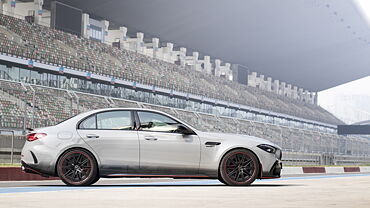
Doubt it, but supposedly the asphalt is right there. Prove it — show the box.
[0,174,370,208]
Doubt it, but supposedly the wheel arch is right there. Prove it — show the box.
[54,147,99,177]
[217,147,262,179]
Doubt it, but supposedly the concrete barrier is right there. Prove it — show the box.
[325,167,344,174]
[282,166,370,176]
[344,167,360,173]
[359,166,370,173]
[302,167,326,173]
[0,167,57,181]
[281,167,303,175]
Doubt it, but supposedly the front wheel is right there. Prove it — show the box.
[219,149,260,186]
[57,149,98,186]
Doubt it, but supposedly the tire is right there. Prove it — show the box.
[219,149,260,186]
[218,170,227,185]
[57,149,98,186]
[218,175,227,185]
[90,176,101,185]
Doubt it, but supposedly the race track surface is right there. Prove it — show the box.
[1,174,370,208]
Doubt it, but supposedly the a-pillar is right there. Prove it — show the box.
[81,13,90,38]
[33,0,43,25]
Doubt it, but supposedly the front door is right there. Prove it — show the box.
[136,111,200,175]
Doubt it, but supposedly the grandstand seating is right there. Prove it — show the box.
[0,13,343,125]
[0,79,369,156]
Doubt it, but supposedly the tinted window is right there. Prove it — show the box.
[138,111,180,133]
[79,115,96,129]
[97,111,132,130]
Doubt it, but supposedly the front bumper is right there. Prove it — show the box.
[261,160,282,179]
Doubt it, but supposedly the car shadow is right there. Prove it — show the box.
[35,183,301,187]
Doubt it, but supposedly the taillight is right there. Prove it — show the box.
[26,133,47,142]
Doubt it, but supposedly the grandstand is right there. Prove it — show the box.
[0,7,369,166]
[0,13,343,125]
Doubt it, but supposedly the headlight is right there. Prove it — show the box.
[257,144,277,154]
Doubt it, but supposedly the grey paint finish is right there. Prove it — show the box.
[21,108,281,178]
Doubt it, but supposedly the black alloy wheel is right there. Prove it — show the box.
[57,149,98,186]
[219,149,259,186]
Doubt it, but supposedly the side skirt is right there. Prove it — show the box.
[103,173,214,179]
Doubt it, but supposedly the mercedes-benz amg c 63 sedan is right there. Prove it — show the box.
[21,108,282,186]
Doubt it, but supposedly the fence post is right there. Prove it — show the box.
[10,131,14,164]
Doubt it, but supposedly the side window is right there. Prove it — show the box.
[137,111,180,133]
[79,115,96,129]
[97,111,132,130]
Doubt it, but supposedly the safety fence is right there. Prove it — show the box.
[1,133,370,166]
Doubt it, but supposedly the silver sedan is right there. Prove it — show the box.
[21,108,282,186]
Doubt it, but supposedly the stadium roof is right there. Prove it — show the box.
[44,0,370,92]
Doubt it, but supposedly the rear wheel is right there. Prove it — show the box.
[219,149,259,186]
[57,149,98,186]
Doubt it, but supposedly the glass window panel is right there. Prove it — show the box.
[97,111,132,130]
[138,111,179,132]
[79,115,96,129]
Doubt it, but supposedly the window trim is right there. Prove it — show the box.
[78,114,97,130]
[134,110,196,135]
[77,110,134,131]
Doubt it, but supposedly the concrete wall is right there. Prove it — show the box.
[247,71,315,104]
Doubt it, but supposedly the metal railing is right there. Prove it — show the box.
[0,129,21,164]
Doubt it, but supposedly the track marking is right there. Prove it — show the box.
[0,173,370,194]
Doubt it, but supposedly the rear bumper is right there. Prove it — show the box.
[261,160,282,179]
[21,161,53,177]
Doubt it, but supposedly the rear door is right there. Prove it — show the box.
[77,110,139,174]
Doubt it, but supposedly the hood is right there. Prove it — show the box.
[197,131,281,149]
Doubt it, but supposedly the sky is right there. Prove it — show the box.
[318,76,370,124]
[317,1,370,124]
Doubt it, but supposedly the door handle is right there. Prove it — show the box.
[144,136,158,141]
[86,134,100,138]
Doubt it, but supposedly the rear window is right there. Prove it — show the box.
[79,115,97,129]
[78,111,133,130]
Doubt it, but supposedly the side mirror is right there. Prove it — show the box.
[176,125,194,135]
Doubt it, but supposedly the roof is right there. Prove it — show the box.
[44,0,370,91]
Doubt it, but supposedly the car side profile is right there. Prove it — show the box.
[21,108,282,186]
